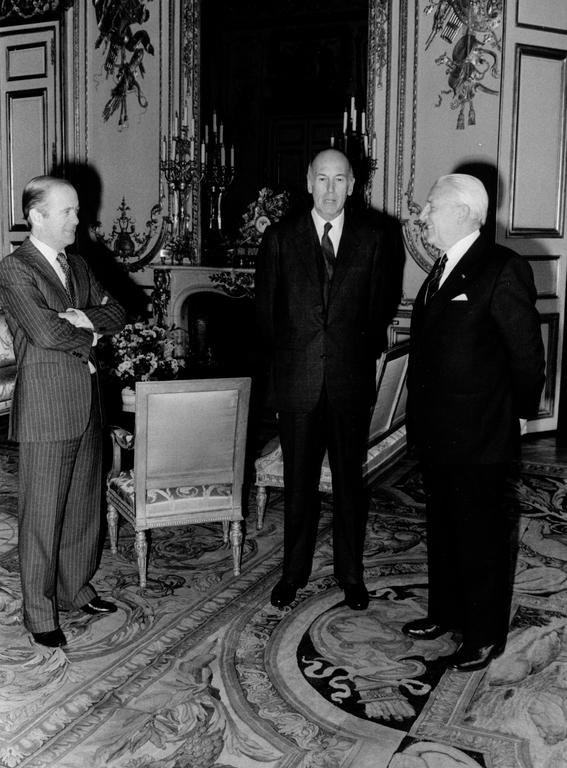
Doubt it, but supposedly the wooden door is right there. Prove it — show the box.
[497,1,567,433]
[0,22,61,257]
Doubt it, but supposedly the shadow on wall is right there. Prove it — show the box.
[61,162,150,323]
[452,160,502,242]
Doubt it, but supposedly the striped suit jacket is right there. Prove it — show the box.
[0,238,125,442]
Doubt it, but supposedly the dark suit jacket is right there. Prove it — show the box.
[406,233,545,463]
[255,211,393,415]
[0,238,125,442]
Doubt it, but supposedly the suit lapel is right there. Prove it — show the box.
[18,239,71,307]
[292,214,322,292]
[330,215,360,299]
[422,234,490,320]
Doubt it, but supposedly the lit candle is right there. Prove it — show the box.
[183,101,188,128]
[190,139,194,161]
[201,141,206,164]
[350,96,355,121]
[361,111,366,134]
[212,111,217,133]
[352,108,357,132]
[371,133,377,159]
[219,122,224,144]
[343,110,347,134]
[230,145,234,167]
[220,146,225,167]
[205,124,209,144]
[363,134,368,154]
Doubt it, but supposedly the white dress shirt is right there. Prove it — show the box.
[438,229,480,288]
[311,209,344,254]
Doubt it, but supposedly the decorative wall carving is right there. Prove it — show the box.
[92,0,155,126]
[425,0,502,130]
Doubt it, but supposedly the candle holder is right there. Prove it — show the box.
[334,98,378,208]
[160,132,203,264]
[201,119,235,260]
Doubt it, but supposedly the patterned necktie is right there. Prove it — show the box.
[57,251,76,305]
[425,253,447,304]
[321,221,335,280]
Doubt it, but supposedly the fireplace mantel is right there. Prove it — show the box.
[151,265,255,328]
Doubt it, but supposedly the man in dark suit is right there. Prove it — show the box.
[255,148,395,611]
[0,176,125,649]
[403,173,545,671]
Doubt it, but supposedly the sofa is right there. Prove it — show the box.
[0,311,16,417]
[254,341,410,529]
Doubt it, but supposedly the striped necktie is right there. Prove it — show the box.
[57,252,76,305]
[425,253,447,304]
[321,221,335,280]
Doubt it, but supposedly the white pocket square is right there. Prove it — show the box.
[452,293,468,301]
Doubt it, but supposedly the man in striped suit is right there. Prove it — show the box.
[0,176,125,649]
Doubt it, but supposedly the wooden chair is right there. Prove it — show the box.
[106,377,251,588]
[254,343,409,528]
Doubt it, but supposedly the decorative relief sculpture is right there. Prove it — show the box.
[93,0,155,126]
[424,0,502,130]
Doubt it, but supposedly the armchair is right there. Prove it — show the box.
[106,377,251,588]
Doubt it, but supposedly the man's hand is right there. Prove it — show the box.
[58,308,99,345]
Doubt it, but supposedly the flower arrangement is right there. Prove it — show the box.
[107,322,185,391]
[237,187,290,247]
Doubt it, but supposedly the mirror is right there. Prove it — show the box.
[183,0,382,264]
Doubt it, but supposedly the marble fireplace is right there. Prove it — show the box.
[151,265,256,376]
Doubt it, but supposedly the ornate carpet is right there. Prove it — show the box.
[1,443,567,768]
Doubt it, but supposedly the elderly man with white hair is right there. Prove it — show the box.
[403,173,545,671]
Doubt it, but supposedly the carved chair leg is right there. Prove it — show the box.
[222,520,229,545]
[134,529,148,590]
[230,520,243,576]
[256,486,268,530]
[107,501,118,555]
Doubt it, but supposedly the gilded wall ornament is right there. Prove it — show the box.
[424,0,502,130]
[93,0,155,127]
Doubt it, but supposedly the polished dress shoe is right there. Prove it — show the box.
[271,580,300,609]
[81,597,117,615]
[32,628,67,648]
[448,642,505,672]
[402,617,450,640]
[343,583,369,610]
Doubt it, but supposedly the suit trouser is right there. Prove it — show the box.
[278,386,369,587]
[18,377,102,633]
[422,462,512,647]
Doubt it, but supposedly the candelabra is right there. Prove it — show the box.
[201,112,235,260]
[160,132,203,264]
[333,97,378,205]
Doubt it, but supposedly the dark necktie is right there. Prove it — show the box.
[321,221,335,281]
[425,253,447,304]
[57,252,76,305]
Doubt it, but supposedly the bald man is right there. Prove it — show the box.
[256,149,397,610]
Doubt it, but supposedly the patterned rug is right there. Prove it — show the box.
[1,445,567,768]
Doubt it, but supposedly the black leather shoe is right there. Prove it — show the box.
[271,580,300,609]
[448,642,505,672]
[32,628,67,648]
[81,597,117,615]
[343,583,369,611]
[402,618,450,640]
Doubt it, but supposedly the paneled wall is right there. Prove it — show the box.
[373,0,567,432]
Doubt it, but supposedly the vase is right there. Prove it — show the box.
[121,387,135,412]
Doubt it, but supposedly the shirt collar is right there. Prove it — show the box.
[445,229,480,264]
[30,234,61,268]
[311,208,345,241]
